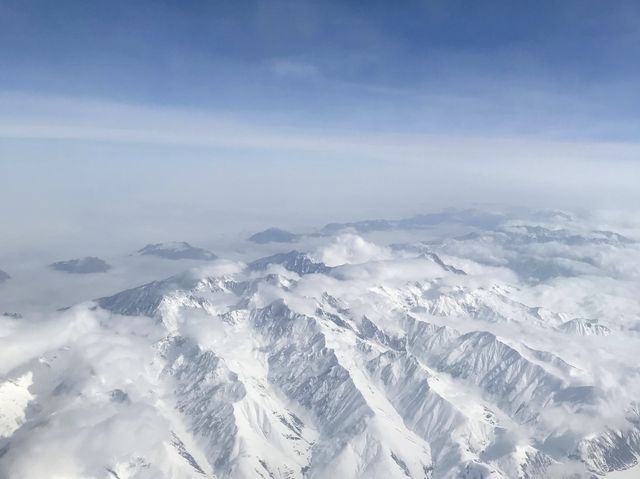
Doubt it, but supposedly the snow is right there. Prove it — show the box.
[0,372,33,437]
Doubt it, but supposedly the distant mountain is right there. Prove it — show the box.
[49,257,111,274]
[248,250,331,275]
[0,269,9,283]
[137,242,217,260]
[248,227,298,244]
[321,208,505,234]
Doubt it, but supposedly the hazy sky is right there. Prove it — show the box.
[1,0,640,253]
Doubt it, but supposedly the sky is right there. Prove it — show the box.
[1,0,640,254]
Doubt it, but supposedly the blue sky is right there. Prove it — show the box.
[1,1,640,254]
[2,0,639,138]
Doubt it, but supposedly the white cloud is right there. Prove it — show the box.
[314,233,392,266]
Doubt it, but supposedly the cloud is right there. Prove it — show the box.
[270,59,321,79]
[2,92,640,167]
[314,233,392,266]
[0,305,101,375]
[0,305,185,479]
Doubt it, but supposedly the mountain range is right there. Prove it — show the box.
[1,209,639,478]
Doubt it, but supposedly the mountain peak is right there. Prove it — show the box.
[248,250,331,275]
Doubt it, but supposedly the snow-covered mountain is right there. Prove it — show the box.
[247,251,331,275]
[2,211,640,478]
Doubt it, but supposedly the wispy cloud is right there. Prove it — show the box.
[269,59,321,79]
[2,92,640,164]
